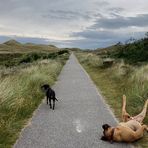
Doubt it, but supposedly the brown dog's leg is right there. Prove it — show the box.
[132,125,147,141]
[132,99,148,123]
[122,95,131,122]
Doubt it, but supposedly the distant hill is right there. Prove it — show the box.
[0,40,59,53]
[4,40,22,46]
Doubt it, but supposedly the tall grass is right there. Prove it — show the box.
[79,53,103,67]
[0,55,69,148]
[126,65,148,115]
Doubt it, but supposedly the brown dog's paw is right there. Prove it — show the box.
[101,136,108,141]
[142,125,148,132]
[123,94,126,99]
[110,140,113,144]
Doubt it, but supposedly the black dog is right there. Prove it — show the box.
[41,84,58,110]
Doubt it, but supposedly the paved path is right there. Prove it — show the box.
[14,54,131,148]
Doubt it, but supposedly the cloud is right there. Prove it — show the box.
[0,0,148,48]
[91,14,148,29]
[70,29,146,48]
[72,30,119,40]
[94,0,109,6]
[42,10,92,20]
[107,7,124,13]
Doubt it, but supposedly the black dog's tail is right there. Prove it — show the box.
[55,98,58,101]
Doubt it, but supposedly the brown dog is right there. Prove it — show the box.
[101,96,148,143]
[101,121,148,143]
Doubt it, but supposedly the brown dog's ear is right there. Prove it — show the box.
[102,124,110,130]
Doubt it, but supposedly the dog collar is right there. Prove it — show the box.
[110,128,115,143]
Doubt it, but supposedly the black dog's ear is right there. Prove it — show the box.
[45,84,50,88]
[101,136,108,141]
[102,124,110,130]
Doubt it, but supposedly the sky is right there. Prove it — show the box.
[0,0,148,49]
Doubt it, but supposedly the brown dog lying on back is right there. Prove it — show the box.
[101,95,148,143]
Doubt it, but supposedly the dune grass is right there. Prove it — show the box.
[0,53,69,148]
[76,52,148,148]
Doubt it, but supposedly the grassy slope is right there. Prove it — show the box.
[76,52,148,148]
[0,42,69,148]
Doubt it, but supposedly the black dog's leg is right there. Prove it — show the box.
[53,100,55,110]
[46,96,48,104]
[49,99,52,109]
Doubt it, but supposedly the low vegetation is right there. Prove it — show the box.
[76,36,148,147]
[0,41,69,148]
[0,49,69,67]
[96,36,148,65]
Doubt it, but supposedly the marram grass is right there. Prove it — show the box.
[0,58,67,148]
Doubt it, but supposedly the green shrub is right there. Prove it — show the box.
[0,50,69,67]
[98,38,148,64]
[57,50,69,55]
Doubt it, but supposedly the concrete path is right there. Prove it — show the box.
[14,54,131,148]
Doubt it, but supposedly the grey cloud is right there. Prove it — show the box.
[91,14,148,29]
[94,0,109,7]
[72,30,120,39]
[0,0,148,49]
[42,10,91,20]
[70,29,145,48]
[108,7,124,13]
